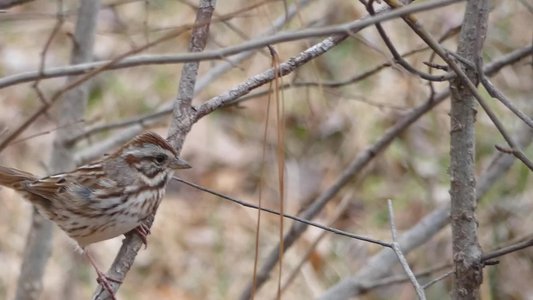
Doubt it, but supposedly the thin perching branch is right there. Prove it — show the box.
[387,199,426,300]
[279,194,353,296]
[173,177,391,247]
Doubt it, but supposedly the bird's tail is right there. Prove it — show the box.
[0,166,36,190]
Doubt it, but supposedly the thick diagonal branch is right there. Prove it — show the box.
[91,1,216,299]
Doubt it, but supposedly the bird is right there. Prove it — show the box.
[0,131,191,299]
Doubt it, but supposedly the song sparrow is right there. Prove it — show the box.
[0,131,190,299]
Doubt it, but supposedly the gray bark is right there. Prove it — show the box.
[318,46,532,299]
[449,0,489,299]
[14,1,99,300]
[92,1,217,299]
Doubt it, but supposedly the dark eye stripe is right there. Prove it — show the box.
[154,154,167,164]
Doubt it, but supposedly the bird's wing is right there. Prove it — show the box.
[22,174,71,201]
[23,163,126,204]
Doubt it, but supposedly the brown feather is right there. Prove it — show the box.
[0,165,36,190]
[113,131,177,157]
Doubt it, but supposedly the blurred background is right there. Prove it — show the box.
[0,0,531,299]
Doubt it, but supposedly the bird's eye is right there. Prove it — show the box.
[154,154,167,164]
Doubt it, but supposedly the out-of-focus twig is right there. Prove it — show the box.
[480,76,533,128]
[364,1,451,82]
[0,0,463,90]
[421,270,454,289]
[14,1,99,300]
[68,0,313,145]
[383,0,532,171]
[348,233,533,294]
[387,199,426,300]
[482,234,533,261]
[319,114,533,300]
[240,44,531,300]
[66,27,465,146]
[0,1,259,152]
[278,194,353,297]
[0,0,33,9]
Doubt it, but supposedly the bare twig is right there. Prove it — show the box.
[480,76,533,128]
[318,50,532,299]
[278,195,353,297]
[72,29,351,164]
[195,34,349,119]
[423,235,533,290]
[451,60,533,170]
[230,44,432,105]
[0,0,463,90]
[167,0,216,150]
[70,0,313,144]
[387,199,426,300]
[482,235,533,261]
[241,45,532,300]
[174,177,391,247]
[32,1,65,108]
[421,270,454,289]
[354,233,533,294]
[383,0,533,171]
[0,2,259,152]
[362,262,451,291]
[320,126,532,299]
[364,1,451,82]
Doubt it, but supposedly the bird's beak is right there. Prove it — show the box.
[170,156,191,169]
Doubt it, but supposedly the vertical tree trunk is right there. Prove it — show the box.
[14,1,99,300]
[449,0,489,299]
